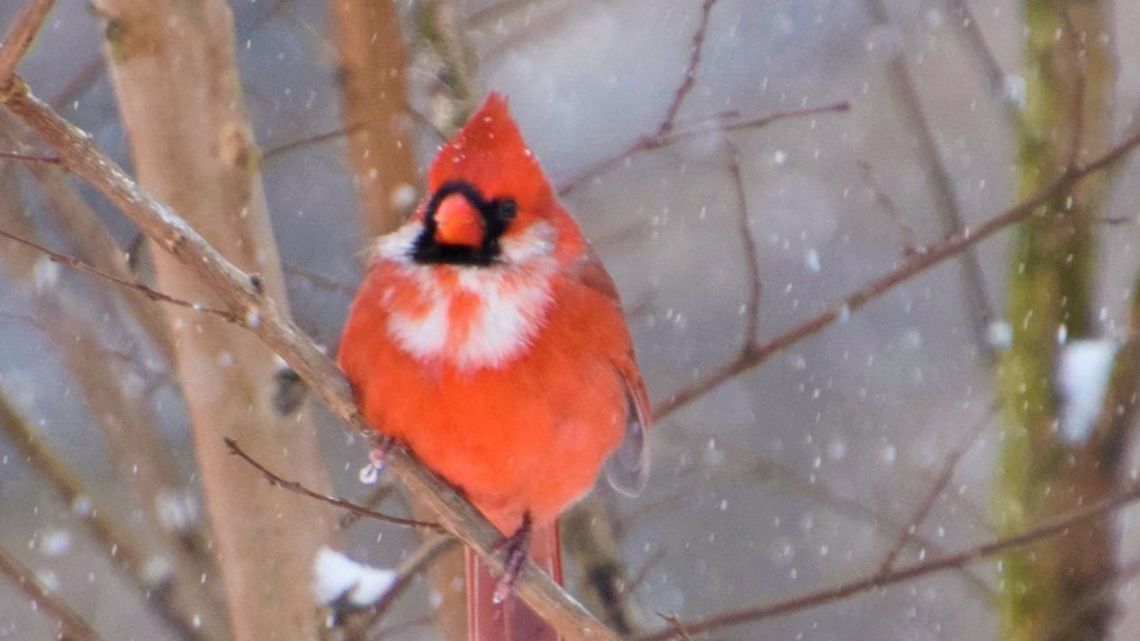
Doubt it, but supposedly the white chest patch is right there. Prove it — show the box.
[375,222,558,370]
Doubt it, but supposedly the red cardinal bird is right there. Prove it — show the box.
[338,93,650,640]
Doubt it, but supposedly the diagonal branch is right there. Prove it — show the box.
[863,0,995,359]
[657,0,721,136]
[0,0,55,88]
[654,125,1140,421]
[725,142,762,349]
[636,482,1140,641]
[0,228,240,322]
[0,543,107,641]
[876,404,996,573]
[1,74,622,641]
[0,388,208,641]
[559,101,850,195]
[225,437,444,533]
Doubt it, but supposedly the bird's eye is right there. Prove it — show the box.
[495,199,518,221]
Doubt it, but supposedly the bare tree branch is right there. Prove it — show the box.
[0,0,55,87]
[942,0,1023,130]
[0,543,107,641]
[329,0,418,236]
[653,124,1140,421]
[225,437,444,533]
[876,404,996,573]
[724,141,762,349]
[0,389,209,641]
[636,482,1140,641]
[559,101,851,195]
[1,73,622,641]
[348,535,459,640]
[856,159,918,254]
[863,0,995,359]
[657,0,721,136]
[0,228,241,322]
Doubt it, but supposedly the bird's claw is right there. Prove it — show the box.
[492,513,533,604]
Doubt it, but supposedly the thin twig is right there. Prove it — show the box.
[225,437,444,533]
[262,125,359,162]
[559,101,851,195]
[656,613,694,641]
[657,0,720,136]
[2,74,624,641]
[864,0,995,359]
[0,543,107,641]
[653,125,1140,421]
[876,404,997,574]
[355,535,458,638]
[627,547,668,596]
[0,228,240,323]
[0,0,56,88]
[0,389,210,641]
[636,482,1140,641]
[942,0,1023,130]
[339,485,396,529]
[724,142,762,349]
[856,159,918,254]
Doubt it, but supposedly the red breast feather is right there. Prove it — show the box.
[338,93,648,534]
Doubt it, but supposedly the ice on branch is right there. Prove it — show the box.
[313,547,396,607]
[1057,339,1118,445]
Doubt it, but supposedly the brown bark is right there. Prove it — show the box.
[0,161,226,641]
[329,0,418,237]
[93,2,337,640]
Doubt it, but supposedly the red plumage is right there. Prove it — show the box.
[338,93,650,640]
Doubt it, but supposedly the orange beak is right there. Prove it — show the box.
[434,194,485,247]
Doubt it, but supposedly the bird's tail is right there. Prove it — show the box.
[466,521,562,641]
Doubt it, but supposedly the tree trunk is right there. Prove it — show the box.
[996,3,1119,641]
[94,2,337,640]
[329,0,419,237]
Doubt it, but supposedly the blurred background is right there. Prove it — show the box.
[2,1,1140,640]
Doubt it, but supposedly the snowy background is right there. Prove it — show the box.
[3,0,1140,640]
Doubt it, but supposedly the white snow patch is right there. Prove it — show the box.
[1002,75,1027,110]
[155,489,200,533]
[33,256,61,291]
[39,529,72,557]
[314,547,397,607]
[1057,339,1118,444]
[142,555,174,586]
[986,320,1013,350]
[804,249,821,273]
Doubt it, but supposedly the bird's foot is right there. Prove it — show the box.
[492,513,533,604]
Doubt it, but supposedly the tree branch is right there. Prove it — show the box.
[0,228,240,322]
[863,0,995,359]
[0,0,55,88]
[0,543,107,641]
[657,0,721,136]
[876,404,996,573]
[558,101,850,196]
[0,388,208,641]
[225,437,443,533]
[636,482,1140,641]
[653,124,1140,422]
[1,75,622,641]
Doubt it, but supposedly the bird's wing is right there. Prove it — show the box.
[572,245,652,496]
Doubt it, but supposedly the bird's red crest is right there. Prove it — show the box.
[428,93,553,213]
